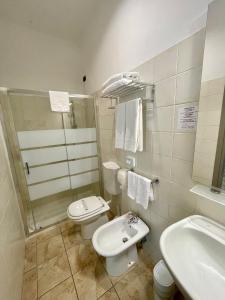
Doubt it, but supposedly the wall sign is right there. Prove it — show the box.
[177,104,198,130]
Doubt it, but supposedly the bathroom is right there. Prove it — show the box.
[0,0,225,299]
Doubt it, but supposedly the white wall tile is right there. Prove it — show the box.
[198,94,223,112]
[151,132,173,157]
[154,46,178,82]
[155,76,176,107]
[151,154,172,179]
[175,67,202,104]
[133,59,154,83]
[177,29,205,73]
[173,133,195,161]
[147,106,174,132]
[171,158,194,188]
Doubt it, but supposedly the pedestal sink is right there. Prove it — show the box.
[160,215,225,300]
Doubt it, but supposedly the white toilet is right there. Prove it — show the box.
[92,212,149,276]
[67,161,121,239]
[67,196,110,239]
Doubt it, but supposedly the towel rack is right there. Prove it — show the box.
[129,168,159,184]
[101,80,155,102]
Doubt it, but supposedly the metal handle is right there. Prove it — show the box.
[25,162,30,175]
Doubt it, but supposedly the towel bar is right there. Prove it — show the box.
[129,169,159,184]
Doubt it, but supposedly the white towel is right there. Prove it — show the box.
[102,72,140,90]
[127,171,137,200]
[102,78,132,96]
[136,175,154,209]
[49,91,70,112]
[115,103,126,149]
[124,98,143,153]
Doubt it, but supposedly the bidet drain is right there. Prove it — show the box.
[122,237,128,243]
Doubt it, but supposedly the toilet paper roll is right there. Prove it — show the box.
[117,168,128,189]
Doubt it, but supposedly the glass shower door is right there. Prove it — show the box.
[9,93,73,230]
[6,90,100,232]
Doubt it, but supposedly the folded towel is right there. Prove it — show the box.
[127,171,137,200]
[102,78,132,96]
[49,91,70,112]
[102,72,140,90]
[115,103,126,149]
[136,175,154,209]
[124,98,143,153]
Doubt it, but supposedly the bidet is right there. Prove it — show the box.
[92,212,149,276]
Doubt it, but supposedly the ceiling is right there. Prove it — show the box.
[0,0,102,43]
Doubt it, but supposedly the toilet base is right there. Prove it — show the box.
[81,214,109,239]
[106,244,138,277]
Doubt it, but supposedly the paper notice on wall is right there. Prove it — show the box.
[177,104,198,130]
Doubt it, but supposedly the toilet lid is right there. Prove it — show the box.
[68,196,104,218]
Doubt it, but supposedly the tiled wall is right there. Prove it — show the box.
[193,77,225,185]
[97,29,210,262]
[0,121,25,300]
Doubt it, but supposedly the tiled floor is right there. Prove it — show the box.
[21,218,155,300]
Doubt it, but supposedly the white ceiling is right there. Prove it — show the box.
[0,0,102,42]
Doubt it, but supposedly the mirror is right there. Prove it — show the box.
[193,0,225,191]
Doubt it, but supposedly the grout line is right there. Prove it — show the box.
[60,229,80,300]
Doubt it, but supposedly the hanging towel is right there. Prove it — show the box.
[115,102,126,149]
[102,72,140,90]
[136,175,154,209]
[124,98,143,153]
[49,91,70,112]
[127,171,137,200]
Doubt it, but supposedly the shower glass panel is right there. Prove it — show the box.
[63,98,100,202]
[5,90,99,233]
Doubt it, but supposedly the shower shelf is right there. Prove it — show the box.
[101,80,155,102]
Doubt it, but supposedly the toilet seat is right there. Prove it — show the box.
[67,196,109,221]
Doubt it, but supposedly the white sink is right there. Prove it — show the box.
[160,215,225,300]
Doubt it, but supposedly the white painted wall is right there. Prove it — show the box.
[81,0,212,92]
[0,19,84,91]
[202,0,225,81]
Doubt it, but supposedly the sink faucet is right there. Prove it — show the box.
[127,212,139,224]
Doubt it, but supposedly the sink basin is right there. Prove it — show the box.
[160,215,225,300]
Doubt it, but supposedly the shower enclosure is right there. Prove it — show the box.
[0,88,101,233]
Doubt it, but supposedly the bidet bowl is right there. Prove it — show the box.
[92,212,149,257]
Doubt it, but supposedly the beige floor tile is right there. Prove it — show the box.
[21,268,38,300]
[67,240,98,275]
[24,241,37,272]
[114,264,154,300]
[98,287,119,300]
[38,252,71,297]
[107,261,137,286]
[59,219,79,233]
[62,228,83,249]
[25,235,36,248]
[73,260,112,300]
[37,234,65,265]
[36,225,60,244]
[39,277,78,300]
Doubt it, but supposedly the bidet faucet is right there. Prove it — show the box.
[127,212,139,224]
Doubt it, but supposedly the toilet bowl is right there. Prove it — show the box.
[92,212,149,276]
[67,196,110,239]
